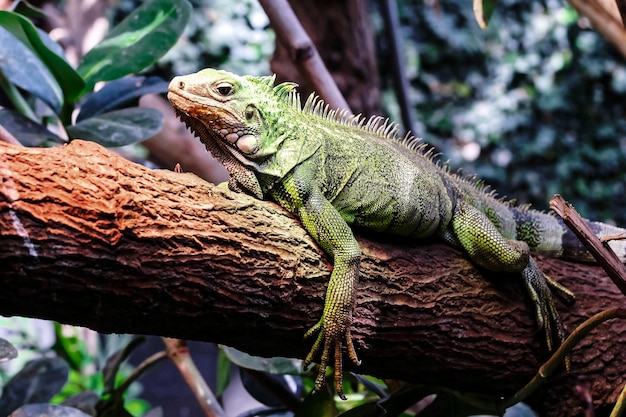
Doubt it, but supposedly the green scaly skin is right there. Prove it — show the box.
[167,68,626,399]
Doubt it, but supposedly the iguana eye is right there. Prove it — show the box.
[216,82,233,96]
[245,105,256,121]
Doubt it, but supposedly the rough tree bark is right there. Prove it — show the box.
[0,140,625,416]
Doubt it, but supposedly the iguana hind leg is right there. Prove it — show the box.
[450,202,571,356]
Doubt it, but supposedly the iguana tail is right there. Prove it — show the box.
[511,207,626,263]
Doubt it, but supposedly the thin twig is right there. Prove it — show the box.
[116,350,169,394]
[616,0,626,28]
[567,0,626,59]
[601,233,626,242]
[550,194,626,297]
[610,381,626,417]
[162,338,225,417]
[498,308,626,412]
[379,0,417,134]
[258,0,352,113]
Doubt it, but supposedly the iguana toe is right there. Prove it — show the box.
[303,316,360,400]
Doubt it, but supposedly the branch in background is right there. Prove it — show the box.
[550,194,626,297]
[379,0,418,134]
[617,0,626,27]
[568,0,626,59]
[258,0,352,113]
[162,338,223,417]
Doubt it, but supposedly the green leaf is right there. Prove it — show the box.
[473,0,497,29]
[295,387,337,417]
[0,357,70,416]
[417,389,496,417]
[0,25,62,113]
[12,0,47,19]
[77,0,191,91]
[0,11,85,103]
[66,108,163,147]
[101,337,145,394]
[77,76,169,122]
[220,345,302,375]
[215,349,232,397]
[54,323,93,371]
[338,386,435,417]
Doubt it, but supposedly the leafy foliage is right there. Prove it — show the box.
[388,0,626,225]
[0,0,191,148]
[129,0,275,77]
[0,323,152,417]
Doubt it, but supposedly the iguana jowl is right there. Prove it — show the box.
[167,68,626,398]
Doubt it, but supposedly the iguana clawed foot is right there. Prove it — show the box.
[303,311,360,400]
[522,257,575,357]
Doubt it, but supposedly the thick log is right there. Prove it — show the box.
[0,140,624,416]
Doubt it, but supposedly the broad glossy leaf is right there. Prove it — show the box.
[417,389,496,417]
[220,345,302,375]
[101,337,145,394]
[240,368,301,407]
[0,357,69,416]
[10,404,91,417]
[66,107,163,147]
[77,76,169,122]
[0,337,17,362]
[0,11,84,103]
[0,109,63,147]
[77,0,191,90]
[60,391,99,416]
[295,386,337,417]
[0,25,62,113]
[337,386,436,417]
[473,0,497,29]
[12,1,46,19]
[215,349,232,397]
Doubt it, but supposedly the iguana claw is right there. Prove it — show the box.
[522,257,573,362]
[303,315,360,400]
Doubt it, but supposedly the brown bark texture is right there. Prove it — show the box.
[0,140,625,416]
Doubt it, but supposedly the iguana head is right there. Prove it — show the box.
[168,68,320,182]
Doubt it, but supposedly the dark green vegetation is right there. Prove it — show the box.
[0,0,190,147]
[387,0,626,225]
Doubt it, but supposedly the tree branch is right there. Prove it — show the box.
[568,0,626,59]
[258,0,352,113]
[1,140,625,416]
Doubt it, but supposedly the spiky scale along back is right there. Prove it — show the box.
[261,76,626,261]
[268,79,503,202]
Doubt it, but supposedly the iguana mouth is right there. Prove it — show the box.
[173,109,262,172]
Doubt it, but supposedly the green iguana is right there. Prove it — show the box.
[167,68,626,399]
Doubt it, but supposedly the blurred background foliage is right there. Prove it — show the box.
[387,0,626,225]
[139,0,626,224]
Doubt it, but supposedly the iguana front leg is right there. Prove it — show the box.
[270,173,361,399]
